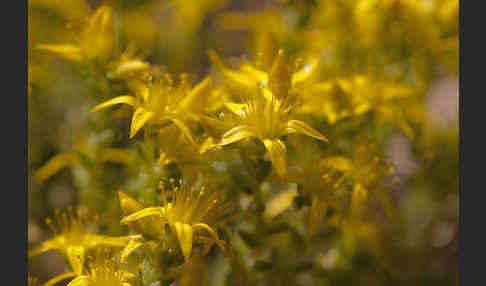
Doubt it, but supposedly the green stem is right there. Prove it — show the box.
[240,149,265,236]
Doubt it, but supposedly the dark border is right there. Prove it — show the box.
[459,0,484,285]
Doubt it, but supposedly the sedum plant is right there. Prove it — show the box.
[28,0,459,285]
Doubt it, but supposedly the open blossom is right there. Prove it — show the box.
[207,49,327,178]
[91,72,213,139]
[66,247,135,286]
[28,207,133,286]
[301,75,416,138]
[217,83,327,179]
[36,4,116,63]
[208,49,319,102]
[120,180,232,262]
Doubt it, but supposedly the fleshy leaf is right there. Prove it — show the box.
[34,152,80,181]
[174,222,194,261]
[91,96,140,112]
[263,139,287,179]
[102,148,133,163]
[286,120,328,142]
[307,195,327,236]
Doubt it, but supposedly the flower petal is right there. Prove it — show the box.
[168,117,195,144]
[36,44,83,62]
[208,49,265,93]
[268,49,291,100]
[326,156,353,172]
[285,120,328,142]
[120,207,165,225]
[91,95,140,112]
[192,223,227,257]
[219,125,255,146]
[180,76,213,114]
[199,115,228,139]
[85,234,132,249]
[118,192,143,216]
[157,151,175,166]
[120,235,145,262]
[199,137,220,154]
[130,108,155,138]
[46,272,79,286]
[224,102,247,117]
[264,186,298,218]
[263,139,287,179]
[28,237,60,258]
[66,245,85,274]
[292,58,319,87]
[173,222,194,261]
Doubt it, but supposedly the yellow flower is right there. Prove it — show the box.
[91,73,207,140]
[120,180,231,262]
[106,45,151,80]
[156,124,216,185]
[285,144,347,236]
[36,4,116,63]
[208,49,319,102]
[172,0,227,32]
[215,10,285,69]
[326,137,396,220]
[302,75,416,138]
[34,132,135,182]
[298,78,355,125]
[28,207,133,286]
[217,84,327,179]
[157,124,200,167]
[66,247,135,286]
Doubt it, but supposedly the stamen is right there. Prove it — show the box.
[45,218,58,236]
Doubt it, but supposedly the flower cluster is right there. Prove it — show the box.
[29,1,458,285]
